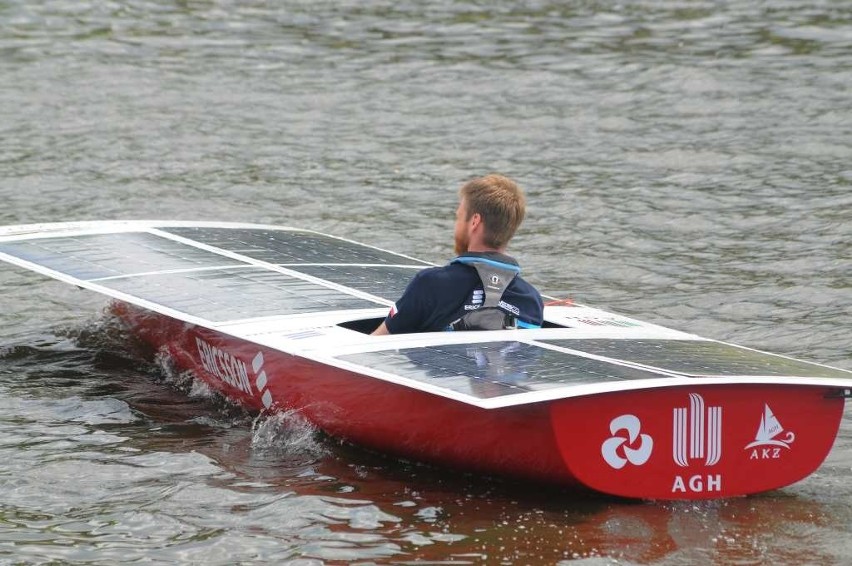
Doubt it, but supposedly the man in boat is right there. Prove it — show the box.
[372,174,544,334]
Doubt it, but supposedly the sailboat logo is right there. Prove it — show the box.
[745,404,795,449]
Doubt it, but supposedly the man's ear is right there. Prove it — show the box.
[469,212,483,230]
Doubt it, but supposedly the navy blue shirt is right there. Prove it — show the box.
[384,252,544,334]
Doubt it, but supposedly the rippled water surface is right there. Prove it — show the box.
[1,1,850,564]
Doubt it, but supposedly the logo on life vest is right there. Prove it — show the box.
[497,300,520,316]
[601,414,654,469]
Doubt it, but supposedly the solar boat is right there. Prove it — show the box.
[1,220,850,500]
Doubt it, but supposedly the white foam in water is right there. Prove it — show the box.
[153,349,183,383]
[187,376,214,399]
[251,410,324,458]
[154,348,215,399]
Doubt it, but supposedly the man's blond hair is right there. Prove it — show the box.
[459,174,526,249]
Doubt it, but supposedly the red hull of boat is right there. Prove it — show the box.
[114,303,845,500]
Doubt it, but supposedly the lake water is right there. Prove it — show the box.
[1,0,850,563]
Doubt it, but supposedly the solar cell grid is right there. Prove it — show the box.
[100,267,382,322]
[339,342,669,400]
[0,233,243,281]
[541,339,852,379]
[163,227,431,267]
[296,265,421,301]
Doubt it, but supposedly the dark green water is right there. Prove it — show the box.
[1,1,850,563]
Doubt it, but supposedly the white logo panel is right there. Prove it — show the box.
[672,393,722,467]
[745,404,795,450]
[602,414,654,469]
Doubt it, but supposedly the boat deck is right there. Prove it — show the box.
[1,221,849,409]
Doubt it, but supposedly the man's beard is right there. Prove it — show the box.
[454,233,468,256]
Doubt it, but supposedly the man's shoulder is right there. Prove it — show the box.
[506,275,544,325]
[399,265,471,301]
[410,263,472,284]
[511,274,542,296]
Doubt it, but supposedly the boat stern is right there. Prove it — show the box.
[549,384,844,499]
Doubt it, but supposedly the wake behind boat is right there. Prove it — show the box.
[1,220,850,500]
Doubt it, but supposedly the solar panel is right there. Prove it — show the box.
[0,233,243,281]
[0,228,404,323]
[295,264,420,301]
[339,342,668,400]
[162,227,431,267]
[99,267,381,322]
[540,339,852,379]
